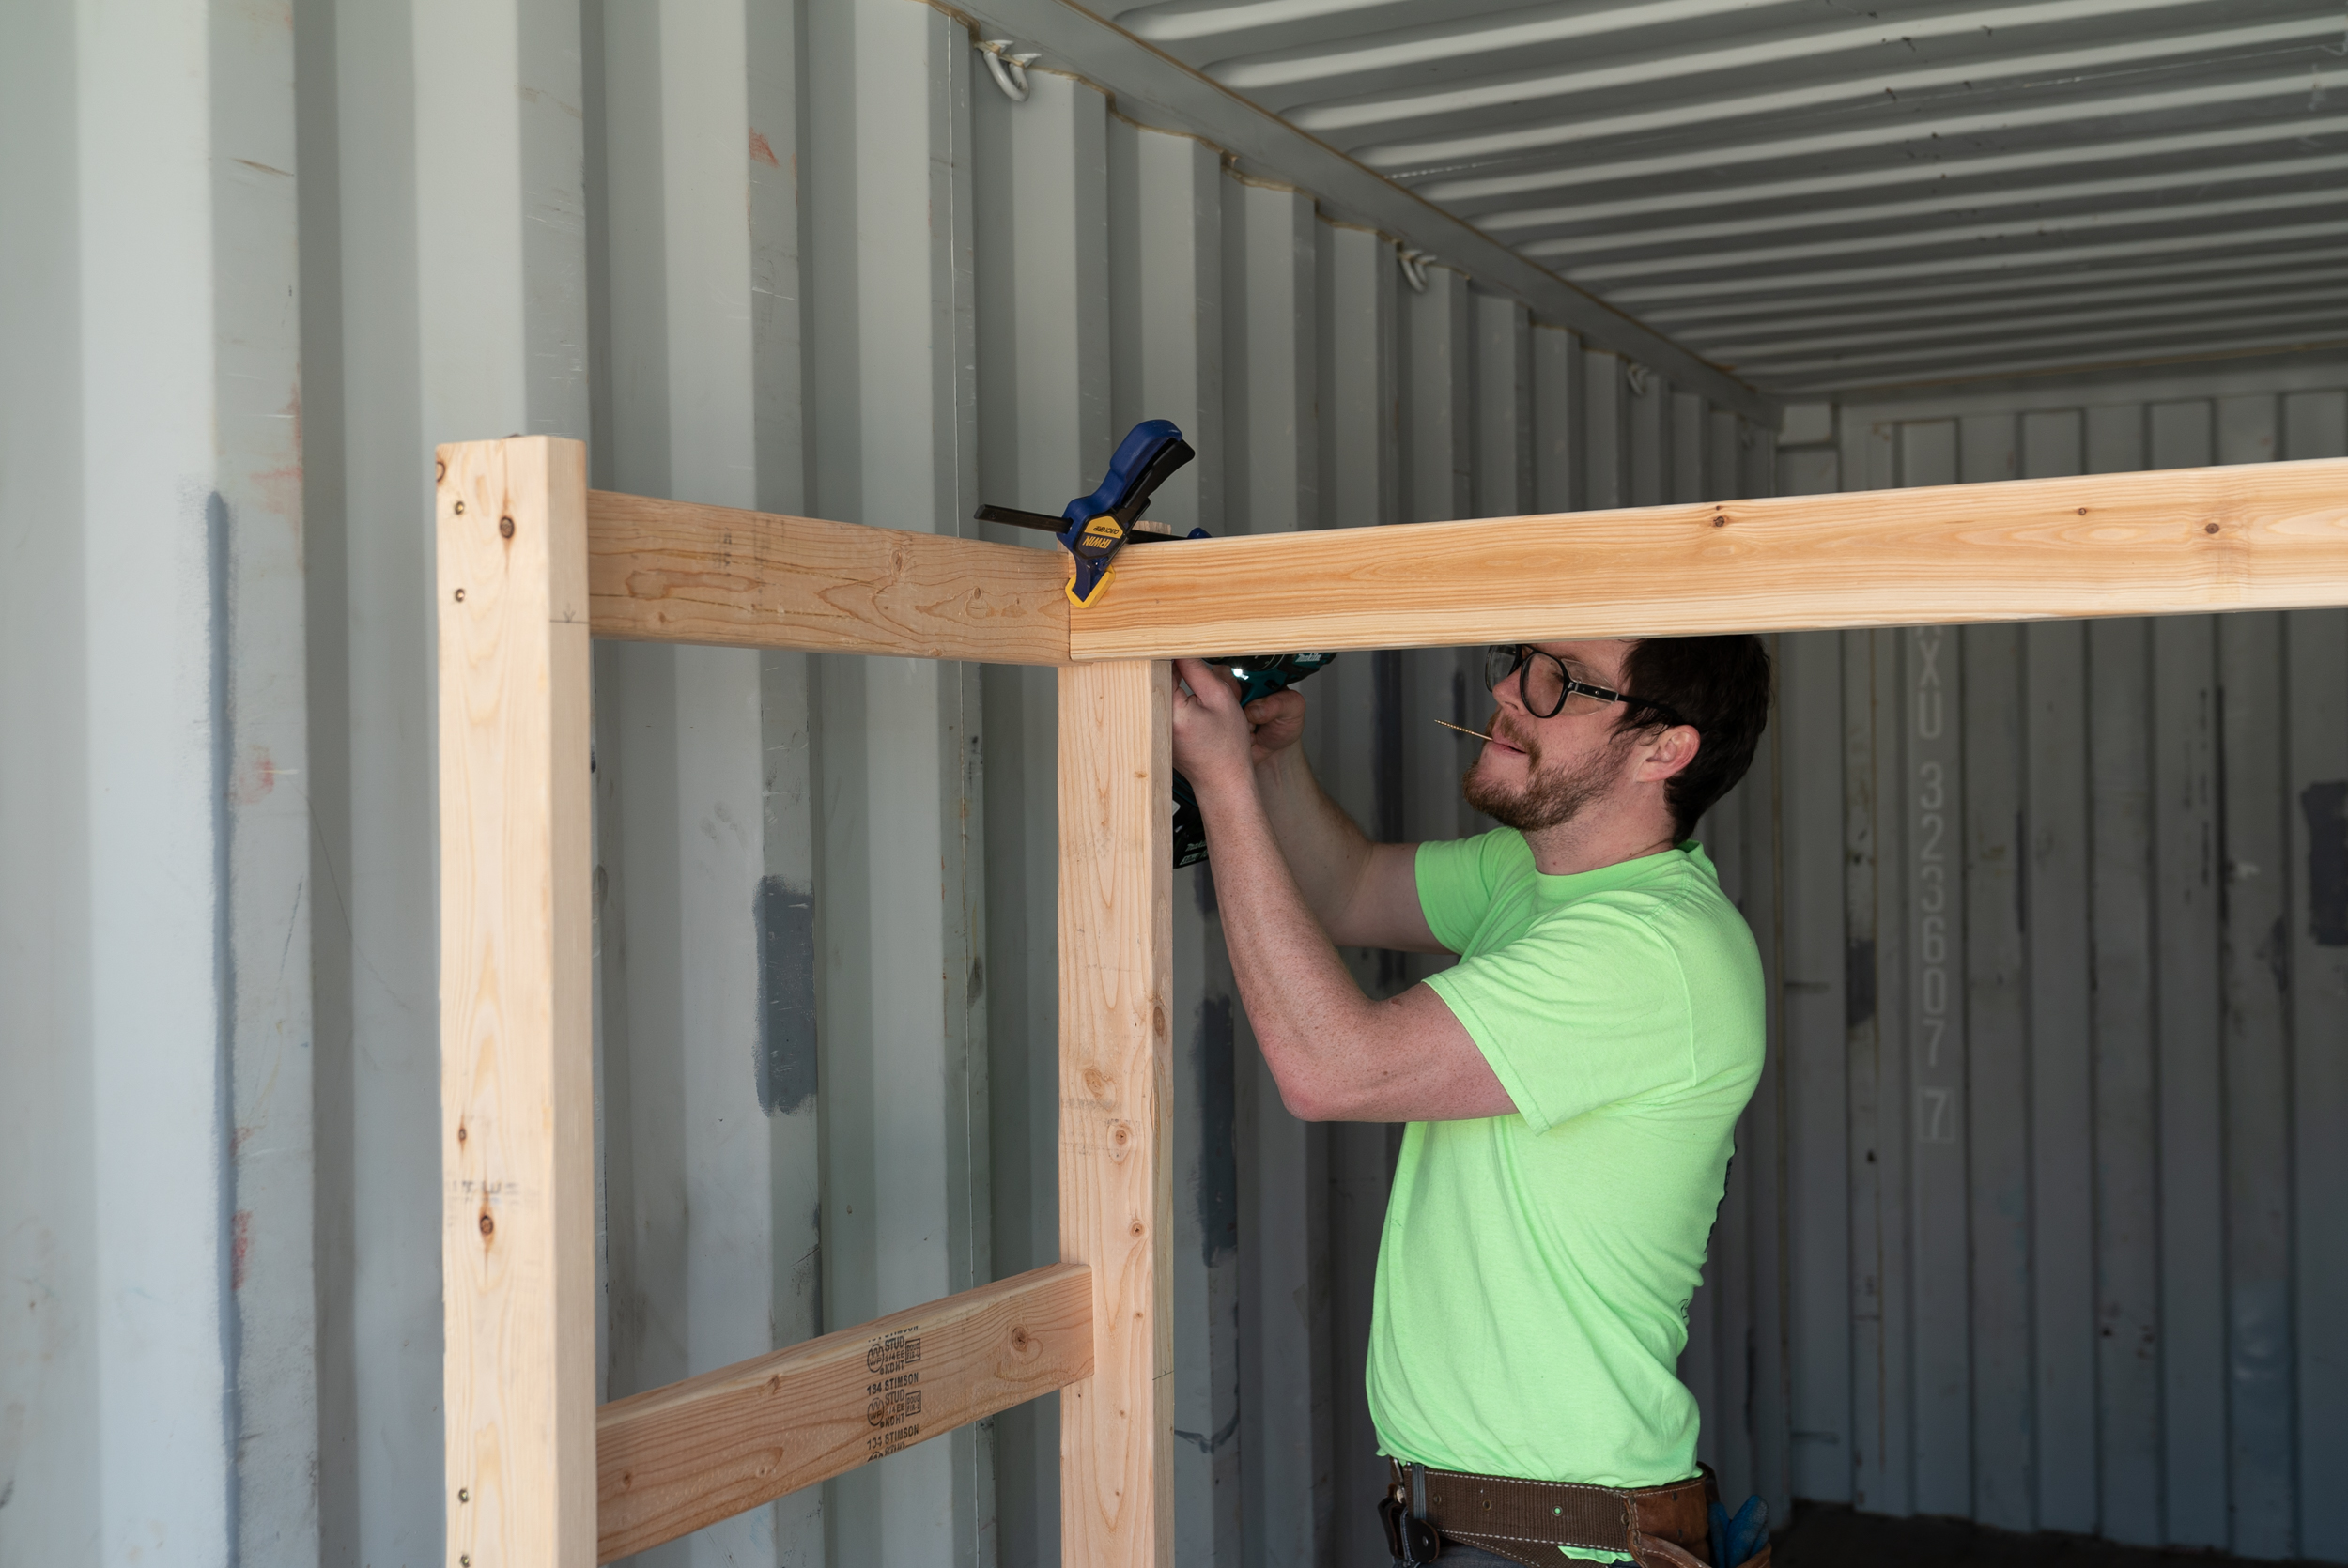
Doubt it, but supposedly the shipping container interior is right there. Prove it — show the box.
[3,1,2343,1566]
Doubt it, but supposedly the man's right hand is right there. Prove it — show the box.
[1243,688,1305,764]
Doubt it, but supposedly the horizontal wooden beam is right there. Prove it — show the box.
[595,1262,1092,1561]
[588,490,1072,664]
[1064,458,2348,659]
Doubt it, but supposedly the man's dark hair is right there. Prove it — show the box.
[1614,635,1773,839]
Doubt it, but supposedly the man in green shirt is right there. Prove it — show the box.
[1168,637,1773,1568]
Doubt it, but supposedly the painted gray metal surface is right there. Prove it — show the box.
[1100,0,2348,394]
[0,3,1767,1566]
[950,0,1771,422]
[36,2,2348,1567]
[1754,360,2348,1561]
[2,7,320,1567]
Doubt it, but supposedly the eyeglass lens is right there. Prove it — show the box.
[1484,645,1602,719]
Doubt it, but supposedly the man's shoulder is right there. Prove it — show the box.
[1530,857,1765,1009]
[1539,850,1739,934]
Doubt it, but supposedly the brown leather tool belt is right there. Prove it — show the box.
[1381,1458,1767,1568]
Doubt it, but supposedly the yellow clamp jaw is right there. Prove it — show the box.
[1064,515,1124,607]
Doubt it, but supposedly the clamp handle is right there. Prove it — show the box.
[1058,419,1196,606]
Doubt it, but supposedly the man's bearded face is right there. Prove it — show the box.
[1461,712,1633,833]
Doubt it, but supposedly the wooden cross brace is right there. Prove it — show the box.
[436,436,2348,1567]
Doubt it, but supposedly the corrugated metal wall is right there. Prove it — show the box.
[1756,356,2348,1563]
[38,6,2348,1566]
[0,4,1778,1567]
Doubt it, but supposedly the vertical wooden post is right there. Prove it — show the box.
[438,437,597,1568]
[1058,659,1175,1567]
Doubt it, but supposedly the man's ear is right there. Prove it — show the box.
[1639,724,1701,783]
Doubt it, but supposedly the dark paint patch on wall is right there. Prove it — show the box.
[754,873,818,1114]
[1194,992,1238,1266]
[1372,651,1404,844]
[208,489,243,1563]
[2301,780,2348,945]
[1373,650,1407,992]
[1846,937,1877,1028]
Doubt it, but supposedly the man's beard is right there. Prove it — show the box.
[1461,720,1627,833]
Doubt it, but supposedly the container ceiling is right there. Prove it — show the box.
[1105,0,2348,393]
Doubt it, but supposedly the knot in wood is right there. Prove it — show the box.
[478,1211,495,1237]
[499,515,516,539]
[2204,522,2220,534]
[1083,1066,1112,1099]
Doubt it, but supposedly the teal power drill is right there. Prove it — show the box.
[1170,653,1336,869]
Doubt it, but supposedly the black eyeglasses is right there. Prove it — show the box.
[1483,645,1691,730]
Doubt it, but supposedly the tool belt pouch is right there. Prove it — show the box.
[1383,1462,1768,1568]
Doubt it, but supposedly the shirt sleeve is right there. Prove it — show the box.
[1414,832,1503,955]
[1422,902,1700,1136]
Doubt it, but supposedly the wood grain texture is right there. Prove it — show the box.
[1057,660,1175,1568]
[1065,457,2348,659]
[438,437,598,1568]
[595,1263,1093,1561]
[587,489,1071,664]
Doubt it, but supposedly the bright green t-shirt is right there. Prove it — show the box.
[1368,831,1765,1522]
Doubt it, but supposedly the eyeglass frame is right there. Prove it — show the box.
[1483,644,1693,731]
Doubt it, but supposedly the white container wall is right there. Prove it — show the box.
[38,6,2348,1566]
[0,4,1775,1567]
[1755,355,2348,1563]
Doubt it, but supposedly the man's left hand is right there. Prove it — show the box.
[1171,657,1256,797]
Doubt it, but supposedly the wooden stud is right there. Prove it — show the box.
[1065,457,2348,660]
[595,1263,1094,1561]
[437,437,598,1568]
[1057,659,1175,1568]
[587,488,1070,664]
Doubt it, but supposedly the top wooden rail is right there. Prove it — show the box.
[1068,458,2348,659]
[588,489,1071,664]
[583,459,2348,665]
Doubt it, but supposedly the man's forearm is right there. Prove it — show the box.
[1252,746,1375,930]
[1192,771,1387,1117]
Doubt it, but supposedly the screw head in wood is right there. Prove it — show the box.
[461,1556,471,1566]
[458,1488,470,1503]
[453,589,465,602]
[454,500,465,515]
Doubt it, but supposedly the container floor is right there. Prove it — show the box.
[1775,1504,2330,1568]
